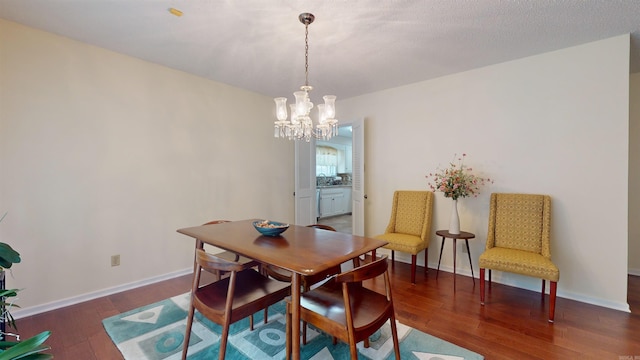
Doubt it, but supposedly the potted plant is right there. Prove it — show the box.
[0,213,51,359]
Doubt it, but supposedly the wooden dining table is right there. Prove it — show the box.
[177,219,388,360]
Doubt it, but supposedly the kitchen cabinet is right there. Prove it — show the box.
[319,186,352,218]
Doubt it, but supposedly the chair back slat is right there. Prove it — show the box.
[336,255,388,283]
[196,249,246,273]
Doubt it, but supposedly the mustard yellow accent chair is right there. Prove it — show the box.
[375,190,433,284]
[479,193,560,323]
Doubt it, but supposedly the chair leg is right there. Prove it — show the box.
[249,314,254,331]
[219,322,231,360]
[480,268,485,305]
[424,248,428,274]
[390,317,401,360]
[264,308,268,324]
[411,254,417,284]
[348,338,359,359]
[302,321,308,345]
[549,281,557,323]
[181,306,196,360]
[541,279,546,299]
[391,250,395,263]
[285,302,292,360]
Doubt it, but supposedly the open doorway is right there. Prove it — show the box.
[295,119,364,235]
[316,125,353,234]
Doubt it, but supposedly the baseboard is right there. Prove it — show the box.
[381,249,632,313]
[12,261,637,319]
[13,267,192,320]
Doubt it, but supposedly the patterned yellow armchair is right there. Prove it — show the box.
[375,190,433,284]
[479,193,560,322]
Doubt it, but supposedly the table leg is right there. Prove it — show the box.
[465,239,475,284]
[291,273,301,360]
[453,238,457,290]
[436,237,445,279]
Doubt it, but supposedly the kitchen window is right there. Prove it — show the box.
[316,146,338,176]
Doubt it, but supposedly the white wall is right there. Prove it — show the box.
[0,19,633,314]
[630,73,640,275]
[0,19,295,312]
[339,35,631,311]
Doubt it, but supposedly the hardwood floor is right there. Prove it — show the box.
[317,213,352,234]
[13,264,640,359]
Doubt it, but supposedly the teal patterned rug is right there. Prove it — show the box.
[102,292,483,360]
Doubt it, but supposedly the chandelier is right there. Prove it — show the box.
[273,13,338,142]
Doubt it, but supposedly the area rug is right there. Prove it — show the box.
[102,292,483,360]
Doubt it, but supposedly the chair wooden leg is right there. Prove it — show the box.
[285,302,291,360]
[480,268,485,305]
[424,248,428,273]
[391,250,395,263]
[302,321,308,345]
[218,322,231,360]
[541,279,546,299]
[264,308,268,324]
[489,269,492,287]
[249,314,254,331]
[348,339,359,359]
[181,306,196,360]
[411,254,417,284]
[549,281,557,323]
[390,317,401,360]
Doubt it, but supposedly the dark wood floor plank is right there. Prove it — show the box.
[10,261,640,359]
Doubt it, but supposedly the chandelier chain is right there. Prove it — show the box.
[304,23,309,87]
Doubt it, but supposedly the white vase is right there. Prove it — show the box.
[449,199,460,234]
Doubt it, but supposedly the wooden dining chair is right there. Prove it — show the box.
[285,255,401,360]
[200,220,261,280]
[181,249,291,360]
[263,223,341,343]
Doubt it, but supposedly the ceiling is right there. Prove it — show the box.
[2,1,640,101]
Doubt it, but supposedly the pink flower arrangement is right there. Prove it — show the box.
[426,154,492,200]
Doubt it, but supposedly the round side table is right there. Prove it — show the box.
[435,230,475,290]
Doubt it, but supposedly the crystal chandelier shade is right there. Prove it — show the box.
[273,13,338,142]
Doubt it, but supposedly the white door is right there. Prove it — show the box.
[294,139,316,225]
[350,118,365,236]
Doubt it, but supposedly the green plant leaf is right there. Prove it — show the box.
[0,341,19,350]
[0,243,21,267]
[3,345,51,359]
[0,289,19,298]
[0,331,51,360]
[15,354,53,360]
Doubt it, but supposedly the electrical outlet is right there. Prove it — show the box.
[111,254,120,267]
